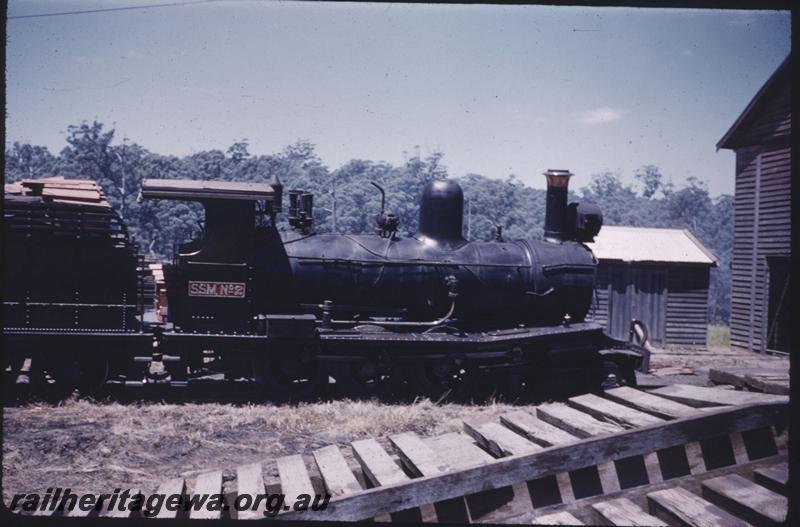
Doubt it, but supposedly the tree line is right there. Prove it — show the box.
[4,121,732,323]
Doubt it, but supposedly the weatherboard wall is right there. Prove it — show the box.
[720,58,791,354]
[589,262,711,348]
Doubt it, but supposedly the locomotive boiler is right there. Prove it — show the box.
[3,171,646,400]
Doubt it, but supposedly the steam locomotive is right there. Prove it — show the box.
[3,170,646,400]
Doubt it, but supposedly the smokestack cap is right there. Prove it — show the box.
[543,169,573,188]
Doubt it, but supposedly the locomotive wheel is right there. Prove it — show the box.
[256,353,327,402]
[46,354,109,394]
[484,371,527,402]
[599,361,636,391]
[332,359,403,400]
[409,359,477,402]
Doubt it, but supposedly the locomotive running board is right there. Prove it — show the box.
[15,385,787,522]
[155,321,606,344]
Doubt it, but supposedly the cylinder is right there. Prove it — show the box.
[543,169,573,242]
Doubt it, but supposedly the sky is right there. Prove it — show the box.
[4,1,791,196]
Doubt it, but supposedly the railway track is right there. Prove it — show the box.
[10,383,789,524]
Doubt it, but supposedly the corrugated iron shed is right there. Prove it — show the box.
[585,226,718,266]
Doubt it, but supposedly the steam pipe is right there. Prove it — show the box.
[319,300,457,329]
[371,181,386,213]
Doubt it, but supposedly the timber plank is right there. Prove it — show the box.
[103,488,139,518]
[647,487,751,527]
[190,471,224,520]
[350,438,417,523]
[30,506,58,517]
[445,428,535,519]
[27,488,73,516]
[643,452,663,484]
[313,445,363,497]
[150,478,185,519]
[390,431,452,477]
[533,510,584,525]
[463,419,541,457]
[605,386,698,419]
[500,409,579,446]
[426,432,494,466]
[391,432,459,522]
[236,463,266,520]
[684,441,707,475]
[709,367,748,387]
[498,409,578,502]
[279,402,787,521]
[427,432,513,521]
[567,393,664,428]
[744,374,789,395]
[702,473,787,526]
[595,462,621,494]
[536,402,623,438]
[592,497,668,526]
[351,438,409,487]
[650,384,787,407]
[276,455,315,501]
[63,494,95,517]
[536,403,621,495]
[730,432,749,464]
[41,188,102,201]
[753,463,788,496]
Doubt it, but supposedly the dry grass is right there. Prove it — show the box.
[3,396,521,503]
[707,325,731,349]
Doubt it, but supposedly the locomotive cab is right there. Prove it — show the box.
[140,179,281,334]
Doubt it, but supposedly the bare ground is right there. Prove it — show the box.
[2,396,522,504]
[3,346,787,506]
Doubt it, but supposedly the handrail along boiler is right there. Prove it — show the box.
[3,171,645,399]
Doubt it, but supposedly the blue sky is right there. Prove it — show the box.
[5,1,790,196]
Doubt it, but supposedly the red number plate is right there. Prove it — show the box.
[188,281,246,298]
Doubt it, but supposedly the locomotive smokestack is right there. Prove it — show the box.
[543,169,573,242]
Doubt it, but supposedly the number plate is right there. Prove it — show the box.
[188,281,246,298]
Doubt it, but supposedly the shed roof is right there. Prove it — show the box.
[717,54,790,150]
[585,226,718,266]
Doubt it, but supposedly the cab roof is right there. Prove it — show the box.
[141,178,277,201]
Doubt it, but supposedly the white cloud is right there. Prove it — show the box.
[576,107,625,125]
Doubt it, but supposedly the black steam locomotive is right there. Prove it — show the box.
[3,171,645,400]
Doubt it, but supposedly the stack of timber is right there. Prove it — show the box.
[4,178,128,242]
[138,260,167,320]
[709,365,790,395]
[6,177,111,207]
[12,384,788,524]
[149,262,169,323]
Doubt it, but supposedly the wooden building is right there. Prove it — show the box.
[717,56,791,354]
[585,226,718,348]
